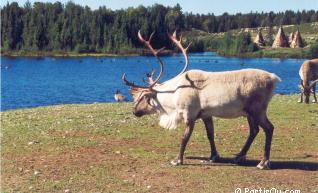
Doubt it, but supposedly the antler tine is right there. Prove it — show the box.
[145,69,156,77]
[142,69,156,85]
[168,31,190,76]
[151,69,155,77]
[138,30,164,90]
[138,30,157,55]
[149,54,164,89]
[122,73,147,88]
[309,79,318,89]
[148,31,155,43]
[173,30,177,39]
[137,30,146,43]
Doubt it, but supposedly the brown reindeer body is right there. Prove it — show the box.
[298,59,318,103]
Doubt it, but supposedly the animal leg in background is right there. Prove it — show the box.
[298,80,304,103]
[312,82,317,103]
[203,117,220,162]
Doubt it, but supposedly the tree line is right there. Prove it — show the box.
[1,1,318,54]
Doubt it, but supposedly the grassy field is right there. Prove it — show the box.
[1,95,318,193]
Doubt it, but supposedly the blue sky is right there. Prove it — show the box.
[1,0,318,15]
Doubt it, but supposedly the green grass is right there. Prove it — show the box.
[1,95,318,192]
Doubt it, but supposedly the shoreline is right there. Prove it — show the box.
[1,51,139,58]
[1,48,311,59]
[0,49,175,58]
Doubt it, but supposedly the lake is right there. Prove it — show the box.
[1,52,305,111]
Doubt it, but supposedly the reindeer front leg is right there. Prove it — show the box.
[171,121,195,166]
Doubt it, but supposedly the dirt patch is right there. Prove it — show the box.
[3,135,318,193]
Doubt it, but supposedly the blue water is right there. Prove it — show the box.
[1,52,305,111]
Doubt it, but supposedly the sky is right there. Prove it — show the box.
[1,0,318,15]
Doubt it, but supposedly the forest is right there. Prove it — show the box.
[1,1,318,54]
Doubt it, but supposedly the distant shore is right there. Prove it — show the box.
[0,49,176,58]
[1,48,311,59]
[1,51,138,58]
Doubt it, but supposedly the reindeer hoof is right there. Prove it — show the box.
[234,155,246,164]
[312,100,317,103]
[209,154,221,163]
[257,160,271,170]
[297,100,303,103]
[170,159,182,166]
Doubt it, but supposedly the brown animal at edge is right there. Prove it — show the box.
[298,59,318,103]
[122,31,281,169]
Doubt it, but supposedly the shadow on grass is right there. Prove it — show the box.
[186,156,318,171]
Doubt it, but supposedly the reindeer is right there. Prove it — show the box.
[122,31,281,169]
[298,59,318,103]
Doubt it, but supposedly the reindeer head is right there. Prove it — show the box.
[122,30,190,117]
[300,79,318,103]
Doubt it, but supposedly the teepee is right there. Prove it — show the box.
[254,30,266,47]
[288,32,294,45]
[272,27,289,48]
[290,29,304,48]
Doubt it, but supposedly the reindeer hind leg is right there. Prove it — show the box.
[234,114,260,164]
[257,114,274,170]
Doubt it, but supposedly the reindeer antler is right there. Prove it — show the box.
[138,30,164,89]
[145,69,156,85]
[309,79,318,89]
[122,31,165,89]
[168,31,191,76]
[122,73,148,89]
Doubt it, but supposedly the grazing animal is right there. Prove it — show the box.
[298,59,318,103]
[122,31,281,169]
[114,90,125,102]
